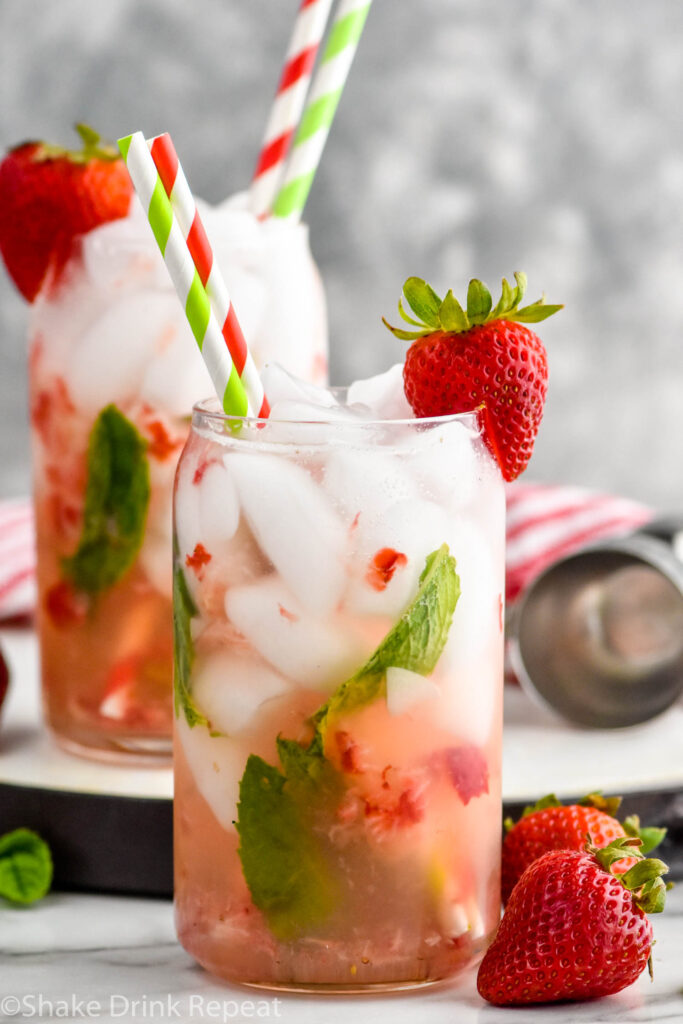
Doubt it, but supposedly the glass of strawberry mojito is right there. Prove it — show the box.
[14,132,327,762]
[173,374,506,988]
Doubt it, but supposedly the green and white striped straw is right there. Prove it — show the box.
[271,0,372,222]
[118,132,251,418]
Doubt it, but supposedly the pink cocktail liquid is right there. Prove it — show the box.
[174,398,505,988]
[29,199,327,761]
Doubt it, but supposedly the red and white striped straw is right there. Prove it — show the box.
[148,133,270,418]
[249,0,334,218]
[119,131,265,419]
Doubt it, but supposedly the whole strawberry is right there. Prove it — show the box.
[502,792,666,903]
[0,124,132,301]
[0,643,8,721]
[383,274,562,481]
[478,837,669,1006]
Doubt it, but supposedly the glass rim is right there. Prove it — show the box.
[191,395,483,432]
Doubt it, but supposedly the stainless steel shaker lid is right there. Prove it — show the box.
[509,532,683,728]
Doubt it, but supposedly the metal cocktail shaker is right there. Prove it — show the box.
[508,519,683,728]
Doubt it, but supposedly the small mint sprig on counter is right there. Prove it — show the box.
[62,404,150,596]
[235,545,460,940]
[0,829,53,905]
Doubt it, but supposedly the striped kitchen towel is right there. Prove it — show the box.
[0,485,653,622]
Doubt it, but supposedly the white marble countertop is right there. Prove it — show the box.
[1,887,682,1024]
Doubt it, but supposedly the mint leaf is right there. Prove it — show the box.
[235,547,458,941]
[312,545,459,739]
[63,405,150,594]
[0,829,53,904]
[173,564,208,728]
[236,754,339,941]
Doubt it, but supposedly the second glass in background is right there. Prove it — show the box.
[30,197,327,762]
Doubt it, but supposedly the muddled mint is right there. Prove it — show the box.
[311,544,459,744]
[173,563,208,728]
[236,752,340,941]
[235,546,459,939]
[62,404,150,595]
[0,828,53,905]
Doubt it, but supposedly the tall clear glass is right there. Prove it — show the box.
[29,198,327,762]
[174,398,505,989]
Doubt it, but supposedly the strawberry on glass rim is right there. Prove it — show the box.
[0,123,132,302]
[383,273,562,481]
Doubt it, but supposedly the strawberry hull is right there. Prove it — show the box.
[173,398,505,989]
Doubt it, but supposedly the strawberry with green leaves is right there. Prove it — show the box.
[502,792,667,903]
[383,273,562,481]
[478,836,670,1006]
[0,124,132,302]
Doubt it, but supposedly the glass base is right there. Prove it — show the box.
[179,931,493,993]
[51,728,172,767]
[239,975,458,995]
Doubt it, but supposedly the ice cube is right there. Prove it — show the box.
[65,292,180,416]
[344,498,451,619]
[261,398,371,446]
[438,519,505,745]
[226,452,347,615]
[402,418,483,506]
[176,714,247,831]
[197,461,240,551]
[192,651,290,734]
[261,363,337,409]
[175,458,239,559]
[347,363,413,420]
[82,201,167,290]
[323,448,418,520]
[139,321,214,418]
[174,458,202,571]
[386,667,440,716]
[445,519,505,662]
[225,575,369,690]
[257,221,328,381]
[207,198,328,380]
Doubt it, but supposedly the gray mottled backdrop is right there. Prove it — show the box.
[1,0,682,507]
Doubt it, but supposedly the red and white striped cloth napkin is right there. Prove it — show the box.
[0,485,653,623]
[0,498,37,621]
[505,482,652,603]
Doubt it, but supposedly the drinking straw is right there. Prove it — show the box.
[271,0,373,222]
[148,132,269,417]
[249,0,335,218]
[118,132,264,419]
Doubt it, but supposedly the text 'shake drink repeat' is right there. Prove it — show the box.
[173,274,560,989]
[0,127,327,759]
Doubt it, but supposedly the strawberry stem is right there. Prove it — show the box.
[589,836,670,914]
[32,124,121,166]
[383,273,563,341]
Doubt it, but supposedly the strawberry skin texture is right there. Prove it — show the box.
[403,321,548,482]
[0,644,9,717]
[0,142,132,301]
[478,849,653,1005]
[502,804,626,903]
